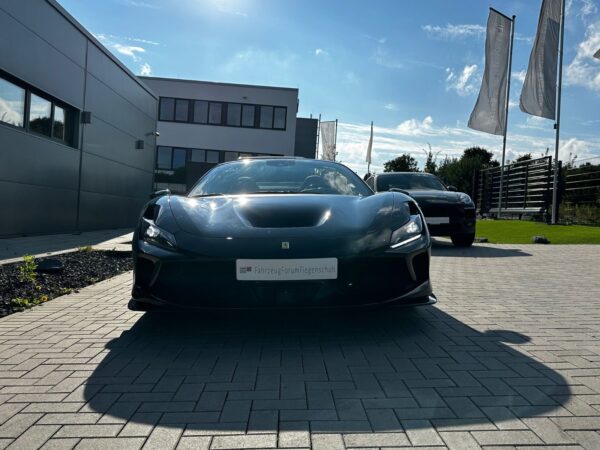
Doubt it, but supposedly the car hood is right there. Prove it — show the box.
[405,190,461,204]
[167,193,405,240]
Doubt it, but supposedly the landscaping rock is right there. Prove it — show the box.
[0,251,132,317]
[36,258,64,273]
[532,235,550,244]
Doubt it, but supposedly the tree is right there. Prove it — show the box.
[515,153,532,162]
[422,144,440,174]
[383,154,419,173]
[436,147,499,198]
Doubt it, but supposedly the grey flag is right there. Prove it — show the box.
[320,121,337,161]
[520,0,561,120]
[594,48,600,60]
[468,10,513,136]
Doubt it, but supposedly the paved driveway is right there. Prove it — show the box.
[0,242,599,449]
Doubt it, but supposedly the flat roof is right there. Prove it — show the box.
[139,76,299,93]
[47,0,158,100]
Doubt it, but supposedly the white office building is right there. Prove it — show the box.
[140,77,317,193]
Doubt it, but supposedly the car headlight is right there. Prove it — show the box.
[141,218,177,249]
[390,214,423,248]
[458,193,474,206]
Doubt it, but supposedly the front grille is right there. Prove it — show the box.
[149,253,427,308]
[419,203,464,219]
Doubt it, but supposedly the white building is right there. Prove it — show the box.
[140,76,316,193]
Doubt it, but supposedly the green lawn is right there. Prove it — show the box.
[476,220,600,244]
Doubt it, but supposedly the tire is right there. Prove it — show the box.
[128,299,156,311]
[451,232,475,247]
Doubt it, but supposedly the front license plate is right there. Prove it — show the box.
[426,217,449,225]
[236,258,338,281]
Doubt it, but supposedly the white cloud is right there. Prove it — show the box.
[565,21,600,92]
[397,116,435,136]
[333,117,600,176]
[384,103,397,111]
[373,46,404,69]
[512,70,526,83]
[363,34,387,44]
[315,48,328,57]
[220,48,298,84]
[139,63,152,76]
[445,64,479,96]
[127,0,161,8]
[422,23,485,40]
[568,0,598,20]
[113,44,146,62]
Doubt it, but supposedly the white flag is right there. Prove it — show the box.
[365,122,373,164]
[320,121,336,161]
[468,10,513,136]
[520,0,561,120]
[594,48,600,60]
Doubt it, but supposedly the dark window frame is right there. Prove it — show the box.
[157,95,287,131]
[0,70,78,148]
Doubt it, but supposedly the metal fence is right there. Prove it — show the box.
[477,156,555,221]
[560,156,600,225]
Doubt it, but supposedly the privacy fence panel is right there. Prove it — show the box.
[477,156,554,222]
[560,157,600,225]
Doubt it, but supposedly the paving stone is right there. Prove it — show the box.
[0,243,599,449]
[210,433,277,449]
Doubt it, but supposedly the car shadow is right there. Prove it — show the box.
[432,239,532,258]
[83,307,569,433]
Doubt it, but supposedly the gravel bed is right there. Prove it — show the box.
[0,250,133,317]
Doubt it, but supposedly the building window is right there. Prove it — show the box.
[159,97,174,121]
[224,151,238,162]
[227,103,241,126]
[193,100,208,123]
[259,106,274,129]
[157,95,287,132]
[241,105,255,127]
[53,105,66,140]
[190,149,206,162]
[172,148,187,169]
[175,99,189,122]
[29,93,52,136]
[273,107,286,129]
[206,150,219,163]
[157,146,172,169]
[208,102,222,124]
[0,77,25,127]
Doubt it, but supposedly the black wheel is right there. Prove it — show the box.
[451,233,475,247]
[128,299,156,311]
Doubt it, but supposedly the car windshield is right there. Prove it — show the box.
[189,159,372,197]
[377,173,447,191]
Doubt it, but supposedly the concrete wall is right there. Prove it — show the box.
[141,77,298,156]
[0,0,157,236]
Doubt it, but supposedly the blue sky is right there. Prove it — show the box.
[59,0,600,173]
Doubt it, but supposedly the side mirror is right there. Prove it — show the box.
[150,189,171,199]
[447,185,457,192]
[389,188,412,196]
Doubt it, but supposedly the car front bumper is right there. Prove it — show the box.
[131,238,433,309]
[423,206,476,237]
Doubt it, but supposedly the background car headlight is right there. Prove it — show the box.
[458,193,474,206]
[141,218,177,249]
[390,214,423,248]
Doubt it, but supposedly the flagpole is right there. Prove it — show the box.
[368,121,373,174]
[551,0,566,225]
[498,13,516,220]
[334,119,338,162]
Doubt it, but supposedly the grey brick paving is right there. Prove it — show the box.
[0,242,599,448]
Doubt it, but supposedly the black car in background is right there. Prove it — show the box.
[131,158,435,310]
[366,172,476,247]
